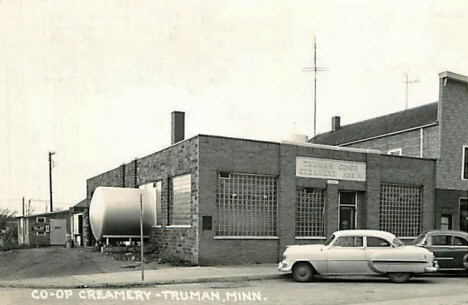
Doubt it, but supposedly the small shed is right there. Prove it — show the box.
[17,210,70,247]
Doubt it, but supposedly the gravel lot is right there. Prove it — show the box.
[0,247,171,280]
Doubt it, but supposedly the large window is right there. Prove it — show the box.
[379,184,422,237]
[139,181,162,226]
[216,173,277,237]
[463,146,468,180]
[296,188,325,237]
[169,174,192,226]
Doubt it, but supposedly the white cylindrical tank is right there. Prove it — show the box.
[90,187,156,241]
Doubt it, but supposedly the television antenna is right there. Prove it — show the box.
[303,36,327,137]
[405,73,419,110]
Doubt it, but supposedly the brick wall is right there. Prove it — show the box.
[438,74,468,190]
[435,189,467,230]
[86,135,437,265]
[86,137,199,264]
[197,136,281,265]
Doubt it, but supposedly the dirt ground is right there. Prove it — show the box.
[0,246,173,280]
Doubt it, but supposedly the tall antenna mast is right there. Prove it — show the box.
[405,73,419,110]
[303,36,326,137]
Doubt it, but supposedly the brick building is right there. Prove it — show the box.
[311,71,468,233]
[87,112,436,264]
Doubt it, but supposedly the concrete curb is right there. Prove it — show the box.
[0,274,285,289]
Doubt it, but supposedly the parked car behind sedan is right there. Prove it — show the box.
[279,229,438,283]
[412,230,468,272]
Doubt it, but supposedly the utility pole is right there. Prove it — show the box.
[303,36,327,137]
[22,197,25,216]
[405,73,419,110]
[48,151,55,212]
[140,194,145,282]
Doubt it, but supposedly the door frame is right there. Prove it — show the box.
[338,191,357,231]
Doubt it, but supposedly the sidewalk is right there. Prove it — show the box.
[0,264,283,289]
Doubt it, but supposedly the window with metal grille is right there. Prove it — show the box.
[296,188,325,237]
[216,173,277,237]
[379,184,422,237]
[168,174,191,226]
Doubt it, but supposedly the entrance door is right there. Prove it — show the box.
[50,219,67,245]
[460,200,468,232]
[339,192,357,230]
[340,206,356,230]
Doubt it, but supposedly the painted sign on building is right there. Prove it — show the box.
[296,157,366,181]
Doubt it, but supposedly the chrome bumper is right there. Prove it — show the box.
[425,260,439,273]
[278,261,291,273]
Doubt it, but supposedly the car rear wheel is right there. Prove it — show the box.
[292,262,314,282]
[388,272,411,283]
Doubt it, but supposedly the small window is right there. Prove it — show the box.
[219,172,230,179]
[440,215,452,230]
[36,217,46,223]
[367,237,391,247]
[453,236,468,246]
[388,148,402,156]
[333,236,363,247]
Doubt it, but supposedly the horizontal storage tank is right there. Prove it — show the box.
[90,187,156,241]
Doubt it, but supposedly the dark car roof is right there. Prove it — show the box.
[423,230,468,238]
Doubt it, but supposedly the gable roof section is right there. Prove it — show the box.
[311,102,438,146]
[74,198,89,208]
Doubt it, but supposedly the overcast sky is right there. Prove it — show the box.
[1,0,468,214]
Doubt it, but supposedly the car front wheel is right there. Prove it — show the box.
[388,272,411,283]
[292,262,314,282]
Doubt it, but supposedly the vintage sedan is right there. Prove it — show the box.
[412,230,468,272]
[278,230,438,283]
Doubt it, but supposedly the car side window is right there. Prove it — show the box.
[453,236,468,246]
[430,235,451,246]
[333,236,363,247]
[366,237,391,247]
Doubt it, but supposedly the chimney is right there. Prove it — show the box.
[171,111,185,144]
[332,116,341,131]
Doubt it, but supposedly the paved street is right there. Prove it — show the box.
[0,275,466,305]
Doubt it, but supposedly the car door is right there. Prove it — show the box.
[424,234,456,269]
[364,236,394,274]
[451,236,468,269]
[326,235,366,274]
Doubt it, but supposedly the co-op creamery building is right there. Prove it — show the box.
[86,117,436,265]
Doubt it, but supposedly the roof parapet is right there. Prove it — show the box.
[281,140,381,154]
[439,71,468,84]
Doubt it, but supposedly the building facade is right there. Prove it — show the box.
[87,132,436,265]
[311,71,468,233]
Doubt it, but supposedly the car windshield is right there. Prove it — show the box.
[412,234,426,245]
[324,234,336,246]
[392,237,406,247]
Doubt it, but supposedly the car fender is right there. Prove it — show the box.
[367,247,428,274]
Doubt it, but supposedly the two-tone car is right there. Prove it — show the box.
[279,229,438,283]
[412,230,468,272]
